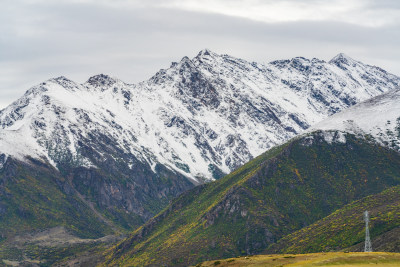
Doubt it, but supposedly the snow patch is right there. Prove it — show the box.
[319,131,347,144]
[310,88,400,150]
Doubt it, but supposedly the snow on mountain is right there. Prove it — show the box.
[309,87,400,149]
[1,50,399,181]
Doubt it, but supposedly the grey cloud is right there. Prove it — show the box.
[365,0,400,9]
[0,0,399,109]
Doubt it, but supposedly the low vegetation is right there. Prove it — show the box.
[268,185,400,254]
[103,132,400,266]
[197,252,400,266]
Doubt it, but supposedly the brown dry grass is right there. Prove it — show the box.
[198,252,400,267]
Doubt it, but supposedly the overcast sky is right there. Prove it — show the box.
[1,0,399,108]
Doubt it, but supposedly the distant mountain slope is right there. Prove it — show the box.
[1,50,399,183]
[102,132,400,267]
[0,157,114,241]
[0,155,193,237]
[0,155,193,264]
[310,86,400,150]
[267,185,400,254]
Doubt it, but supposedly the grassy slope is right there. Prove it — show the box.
[197,252,400,267]
[268,185,400,254]
[0,158,114,240]
[0,142,194,264]
[0,158,118,265]
[103,132,400,266]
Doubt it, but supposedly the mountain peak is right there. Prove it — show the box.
[49,76,74,84]
[46,76,80,92]
[329,53,356,66]
[86,74,118,90]
[196,48,218,58]
[177,56,197,69]
[180,56,191,63]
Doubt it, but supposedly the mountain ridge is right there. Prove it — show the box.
[309,86,400,150]
[1,50,399,182]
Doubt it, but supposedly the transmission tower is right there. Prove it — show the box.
[364,210,372,252]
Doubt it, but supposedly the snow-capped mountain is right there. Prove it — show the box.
[1,50,399,182]
[310,87,400,149]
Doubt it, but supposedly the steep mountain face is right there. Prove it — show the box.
[0,156,118,265]
[1,50,399,183]
[310,87,400,150]
[102,132,400,267]
[268,185,400,254]
[0,157,114,240]
[136,50,400,179]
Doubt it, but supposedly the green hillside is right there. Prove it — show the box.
[267,185,400,254]
[103,131,400,266]
[0,158,117,265]
[0,153,193,265]
[0,158,114,240]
